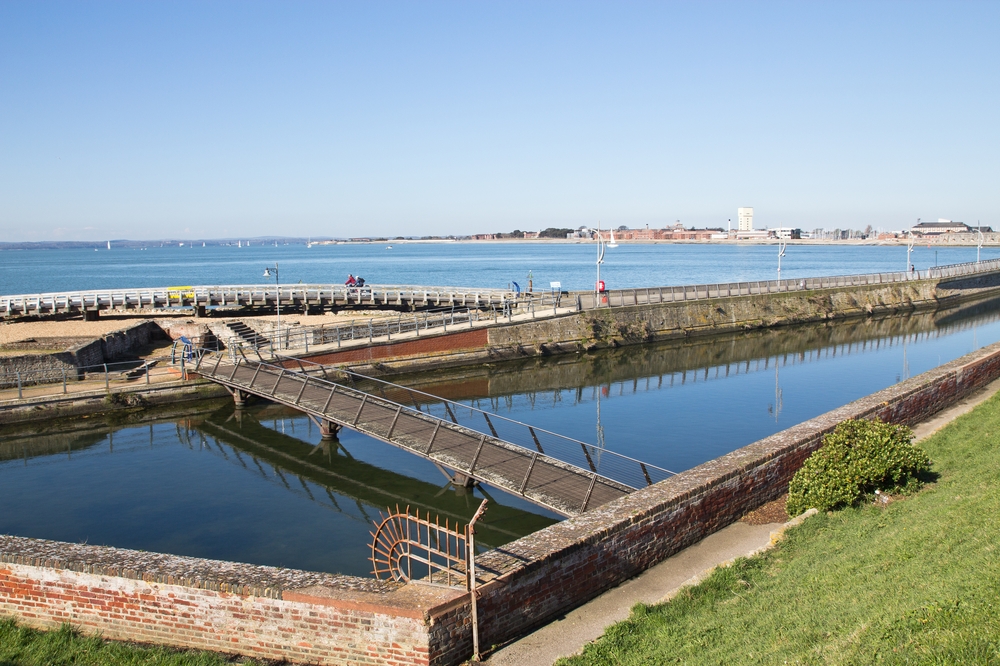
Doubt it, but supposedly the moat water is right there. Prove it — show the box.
[3,296,1000,576]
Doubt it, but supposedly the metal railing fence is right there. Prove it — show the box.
[233,351,677,491]
[225,295,570,353]
[0,358,189,399]
[577,257,1000,310]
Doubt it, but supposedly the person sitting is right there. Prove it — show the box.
[355,276,366,287]
[345,274,357,286]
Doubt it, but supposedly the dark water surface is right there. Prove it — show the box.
[3,296,1000,575]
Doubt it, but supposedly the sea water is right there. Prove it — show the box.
[1,242,995,295]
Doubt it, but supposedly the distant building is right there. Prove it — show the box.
[735,230,769,240]
[911,221,972,235]
[769,227,802,239]
[738,207,754,231]
[523,231,540,239]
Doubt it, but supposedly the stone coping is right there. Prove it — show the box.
[0,534,398,600]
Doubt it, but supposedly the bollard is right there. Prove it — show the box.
[104,364,109,392]
[145,362,150,385]
[17,372,22,399]
[180,356,186,381]
[62,368,67,393]
[336,326,341,348]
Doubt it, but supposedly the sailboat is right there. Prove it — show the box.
[238,240,242,248]
[107,241,111,250]
[607,230,619,248]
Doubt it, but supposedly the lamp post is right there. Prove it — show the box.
[978,221,983,265]
[777,239,787,276]
[595,221,607,296]
[263,263,280,349]
[907,223,916,274]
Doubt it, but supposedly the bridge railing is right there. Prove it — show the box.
[0,283,519,315]
[577,257,1000,310]
[228,296,570,353]
[253,353,677,491]
[0,358,191,400]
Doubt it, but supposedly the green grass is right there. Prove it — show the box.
[0,618,264,666]
[561,393,1000,666]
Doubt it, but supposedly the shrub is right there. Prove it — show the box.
[786,418,931,516]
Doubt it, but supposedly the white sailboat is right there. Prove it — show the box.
[607,230,619,248]
[107,241,111,250]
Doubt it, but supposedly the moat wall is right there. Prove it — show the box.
[4,338,1000,665]
[313,274,1000,376]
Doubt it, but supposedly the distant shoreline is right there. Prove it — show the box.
[2,237,995,250]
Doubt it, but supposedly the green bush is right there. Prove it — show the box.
[786,418,931,516]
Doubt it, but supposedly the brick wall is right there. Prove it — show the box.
[290,328,488,367]
[440,339,1000,654]
[0,537,462,666]
[5,341,1000,665]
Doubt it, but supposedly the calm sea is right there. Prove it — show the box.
[1,242,995,295]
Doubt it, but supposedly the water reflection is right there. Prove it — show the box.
[381,296,1000,473]
[3,296,1000,574]
[0,401,555,576]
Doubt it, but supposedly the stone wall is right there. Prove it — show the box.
[5,340,1000,664]
[99,321,163,362]
[0,323,163,388]
[296,276,1000,376]
[0,537,451,666]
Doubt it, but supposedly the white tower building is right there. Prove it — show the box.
[738,207,754,231]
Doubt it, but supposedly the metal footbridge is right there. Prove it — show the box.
[0,284,517,317]
[192,352,673,516]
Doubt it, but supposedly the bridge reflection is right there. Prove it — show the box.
[178,405,556,548]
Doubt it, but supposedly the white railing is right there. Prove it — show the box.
[576,257,1000,310]
[0,284,518,316]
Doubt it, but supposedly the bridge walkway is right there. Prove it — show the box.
[193,352,663,516]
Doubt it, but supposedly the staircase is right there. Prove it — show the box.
[225,321,270,348]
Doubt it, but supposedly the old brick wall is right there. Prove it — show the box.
[0,536,462,666]
[291,328,488,367]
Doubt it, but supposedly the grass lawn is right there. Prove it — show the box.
[0,619,265,665]
[560,393,1000,665]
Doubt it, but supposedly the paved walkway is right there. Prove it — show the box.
[484,376,1000,665]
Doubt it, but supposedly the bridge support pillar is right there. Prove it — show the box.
[83,309,100,321]
[450,472,478,488]
[320,420,342,440]
[233,389,249,408]
[194,305,207,318]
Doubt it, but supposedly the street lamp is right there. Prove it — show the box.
[777,239,787,276]
[907,222,916,274]
[595,221,609,296]
[978,221,983,265]
[263,263,280,349]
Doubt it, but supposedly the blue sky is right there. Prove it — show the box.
[1,1,997,241]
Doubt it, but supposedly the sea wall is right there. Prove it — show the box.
[294,275,1000,376]
[5,339,1000,664]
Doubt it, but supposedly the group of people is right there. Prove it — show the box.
[345,274,366,287]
